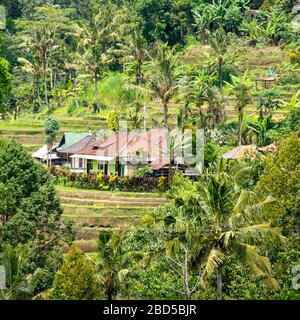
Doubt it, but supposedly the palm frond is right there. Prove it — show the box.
[200,247,225,287]
[232,242,278,289]
[236,223,285,246]
[228,189,253,226]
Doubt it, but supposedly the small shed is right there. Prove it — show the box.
[258,143,277,153]
[32,144,61,164]
[254,68,279,89]
[254,77,277,89]
[222,145,258,161]
[56,132,89,162]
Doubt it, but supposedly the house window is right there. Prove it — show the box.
[98,162,104,171]
[79,158,83,168]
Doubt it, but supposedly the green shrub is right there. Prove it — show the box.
[50,167,168,192]
[204,141,218,167]
[133,166,154,178]
[50,244,102,300]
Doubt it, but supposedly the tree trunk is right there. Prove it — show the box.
[37,74,42,107]
[136,58,142,85]
[43,52,51,112]
[163,101,169,129]
[197,103,203,125]
[46,145,49,167]
[49,143,52,167]
[238,110,243,146]
[218,56,223,88]
[50,68,53,91]
[94,71,99,112]
[168,162,172,185]
[216,266,222,300]
[183,248,191,300]
[143,103,147,131]
[74,75,79,109]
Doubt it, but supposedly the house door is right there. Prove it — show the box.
[115,158,124,176]
[87,160,92,173]
[104,163,108,175]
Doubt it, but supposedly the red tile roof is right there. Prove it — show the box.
[77,128,171,167]
[79,132,137,157]
[58,135,96,155]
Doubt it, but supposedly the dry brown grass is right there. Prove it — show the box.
[74,240,98,253]
[62,205,144,217]
[71,216,141,228]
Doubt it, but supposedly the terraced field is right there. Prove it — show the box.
[57,186,167,253]
[0,117,106,153]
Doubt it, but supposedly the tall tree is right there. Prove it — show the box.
[227,72,252,146]
[257,133,300,227]
[50,244,101,300]
[146,172,284,299]
[117,29,148,85]
[196,173,282,299]
[0,57,11,117]
[146,42,179,129]
[0,142,72,294]
[180,70,216,124]
[76,2,127,112]
[44,117,60,167]
[15,5,74,111]
[98,231,125,300]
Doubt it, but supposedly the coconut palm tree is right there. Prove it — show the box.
[98,231,125,300]
[208,28,231,89]
[0,244,43,300]
[75,3,127,112]
[205,86,226,127]
[15,5,74,112]
[17,26,57,111]
[181,71,216,124]
[195,173,283,299]
[17,57,42,107]
[148,172,284,300]
[226,72,252,146]
[179,70,225,127]
[146,42,179,129]
[117,29,148,85]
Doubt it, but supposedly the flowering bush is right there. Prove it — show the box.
[50,167,168,192]
[157,176,167,192]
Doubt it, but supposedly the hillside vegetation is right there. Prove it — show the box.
[0,0,300,301]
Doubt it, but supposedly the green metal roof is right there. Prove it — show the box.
[57,132,88,151]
